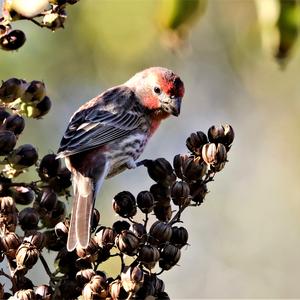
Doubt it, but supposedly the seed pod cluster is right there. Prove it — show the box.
[0,124,233,299]
[0,0,81,52]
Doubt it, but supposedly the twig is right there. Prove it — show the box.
[40,254,55,283]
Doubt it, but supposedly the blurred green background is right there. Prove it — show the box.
[2,0,300,298]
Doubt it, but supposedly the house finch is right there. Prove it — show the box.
[57,67,185,251]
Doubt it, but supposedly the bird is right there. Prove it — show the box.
[57,67,185,251]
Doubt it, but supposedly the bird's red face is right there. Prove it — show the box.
[128,67,185,117]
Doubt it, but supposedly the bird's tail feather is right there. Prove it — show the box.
[67,163,109,251]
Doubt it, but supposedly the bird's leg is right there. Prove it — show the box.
[126,158,137,169]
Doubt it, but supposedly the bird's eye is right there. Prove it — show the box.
[154,86,161,94]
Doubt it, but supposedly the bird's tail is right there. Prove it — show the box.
[67,163,108,251]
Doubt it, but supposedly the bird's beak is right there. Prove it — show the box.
[170,97,181,116]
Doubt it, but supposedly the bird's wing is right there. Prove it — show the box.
[57,86,147,157]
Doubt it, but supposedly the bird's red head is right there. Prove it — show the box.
[126,67,185,118]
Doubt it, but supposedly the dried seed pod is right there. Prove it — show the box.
[129,223,147,240]
[76,269,96,288]
[121,265,144,293]
[38,153,61,181]
[134,274,156,299]
[0,78,26,103]
[34,96,52,117]
[171,181,190,206]
[82,274,108,300]
[0,108,10,123]
[35,285,53,300]
[113,191,137,218]
[23,231,45,250]
[153,204,172,222]
[115,230,139,256]
[3,114,25,135]
[57,279,80,300]
[10,186,35,205]
[0,196,16,214]
[39,188,58,212]
[137,190,155,214]
[143,158,176,185]
[159,244,181,270]
[207,125,225,144]
[16,243,40,270]
[48,167,72,193]
[0,196,17,231]
[112,220,130,234]
[186,131,208,155]
[14,289,35,300]
[76,237,99,263]
[55,248,78,274]
[44,229,66,251]
[182,156,207,181]
[7,144,38,169]
[0,130,17,155]
[95,226,116,250]
[202,143,227,170]
[0,29,26,51]
[42,10,67,31]
[149,221,172,244]
[54,220,69,240]
[41,200,66,228]
[96,246,111,264]
[22,80,46,103]
[18,207,39,231]
[109,279,128,300]
[138,245,160,268]
[0,232,21,258]
[150,183,171,206]
[222,124,235,149]
[190,181,208,205]
[15,276,34,291]
[170,226,188,248]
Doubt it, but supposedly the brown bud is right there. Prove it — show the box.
[11,186,35,205]
[39,188,57,212]
[76,237,99,263]
[95,226,116,250]
[38,154,61,181]
[0,232,21,258]
[190,181,208,205]
[0,29,26,51]
[82,274,108,300]
[0,78,26,103]
[183,156,207,181]
[3,114,25,135]
[22,80,46,103]
[222,124,235,149]
[112,220,130,234]
[153,204,172,222]
[14,289,36,300]
[170,226,188,248]
[144,158,176,185]
[138,245,160,268]
[186,131,208,155]
[137,191,154,214]
[23,231,45,250]
[35,285,53,300]
[149,221,172,245]
[109,279,128,300]
[18,207,39,231]
[171,181,190,206]
[113,191,137,218]
[16,243,40,270]
[121,265,144,293]
[41,200,66,228]
[7,144,38,168]
[115,230,139,256]
[0,108,10,123]
[202,143,227,169]
[0,130,16,155]
[76,269,96,287]
[159,244,181,270]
